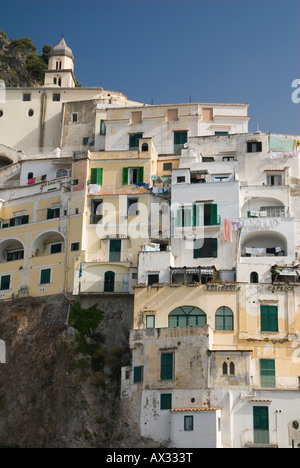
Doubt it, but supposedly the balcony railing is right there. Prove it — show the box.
[90,214,103,224]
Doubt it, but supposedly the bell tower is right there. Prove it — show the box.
[44,37,76,88]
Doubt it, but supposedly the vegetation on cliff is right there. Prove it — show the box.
[0,30,51,87]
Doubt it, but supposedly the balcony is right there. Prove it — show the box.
[90,214,103,224]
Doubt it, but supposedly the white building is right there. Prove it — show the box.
[122,131,300,448]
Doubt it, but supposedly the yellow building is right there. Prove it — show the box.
[71,137,170,296]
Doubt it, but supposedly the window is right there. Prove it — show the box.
[82,137,89,146]
[122,167,144,185]
[0,110,3,117]
[50,243,62,254]
[131,111,142,124]
[222,156,234,161]
[168,306,206,327]
[266,173,283,186]
[9,215,29,226]
[23,93,31,101]
[72,113,78,122]
[141,143,148,152]
[215,306,234,331]
[129,133,143,149]
[52,93,60,102]
[161,353,174,380]
[223,362,235,375]
[202,108,213,121]
[90,168,103,185]
[260,305,278,332]
[27,172,33,179]
[167,109,178,121]
[174,131,188,152]
[184,415,194,431]
[215,131,228,135]
[250,272,259,283]
[148,274,159,286]
[260,359,275,388]
[56,169,68,178]
[176,176,185,183]
[193,238,218,258]
[47,208,60,219]
[192,203,218,226]
[175,207,192,227]
[90,199,103,224]
[6,249,24,261]
[146,315,155,328]
[109,239,121,262]
[247,141,262,153]
[40,268,51,285]
[104,271,115,292]
[100,120,106,135]
[0,275,10,290]
[160,394,172,410]
[56,60,62,70]
[163,162,172,171]
[71,242,80,252]
[133,366,143,383]
[127,197,139,216]
[28,109,34,117]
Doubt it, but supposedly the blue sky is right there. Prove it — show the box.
[1,0,299,134]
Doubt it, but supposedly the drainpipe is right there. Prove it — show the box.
[39,91,46,150]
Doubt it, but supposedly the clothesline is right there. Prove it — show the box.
[223,217,281,242]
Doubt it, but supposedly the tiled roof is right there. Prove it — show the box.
[169,407,222,412]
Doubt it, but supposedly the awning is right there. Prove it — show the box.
[276,268,298,276]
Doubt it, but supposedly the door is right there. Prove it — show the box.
[104,271,115,292]
[109,239,121,262]
[253,406,269,444]
[123,273,129,292]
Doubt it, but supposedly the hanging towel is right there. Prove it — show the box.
[224,218,228,241]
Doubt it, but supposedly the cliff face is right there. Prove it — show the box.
[0,294,149,448]
[0,32,48,87]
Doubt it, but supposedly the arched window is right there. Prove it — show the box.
[56,169,68,178]
[222,362,228,375]
[230,362,235,375]
[168,306,206,327]
[27,172,33,179]
[215,306,234,331]
[141,143,148,152]
[250,271,259,283]
[104,271,115,292]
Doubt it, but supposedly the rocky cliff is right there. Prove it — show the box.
[0,31,50,87]
[0,294,153,448]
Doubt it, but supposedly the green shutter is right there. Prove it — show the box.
[211,238,218,257]
[138,166,144,183]
[40,268,51,285]
[193,204,200,226]
[261,305,278,332]
[161,353,173,380]
[160,394,172,410]
[22,215,29,224]
[9,218,15,227]
[260,359,275,388]
[0,275,10,290]
[90,168,103,185]
[175,209,182,227]
[133,366,143,383]
[185,208,192,227]
[210,204,218,225]
[122,167,128,185]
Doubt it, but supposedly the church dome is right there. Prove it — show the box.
[49,38,74,61]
